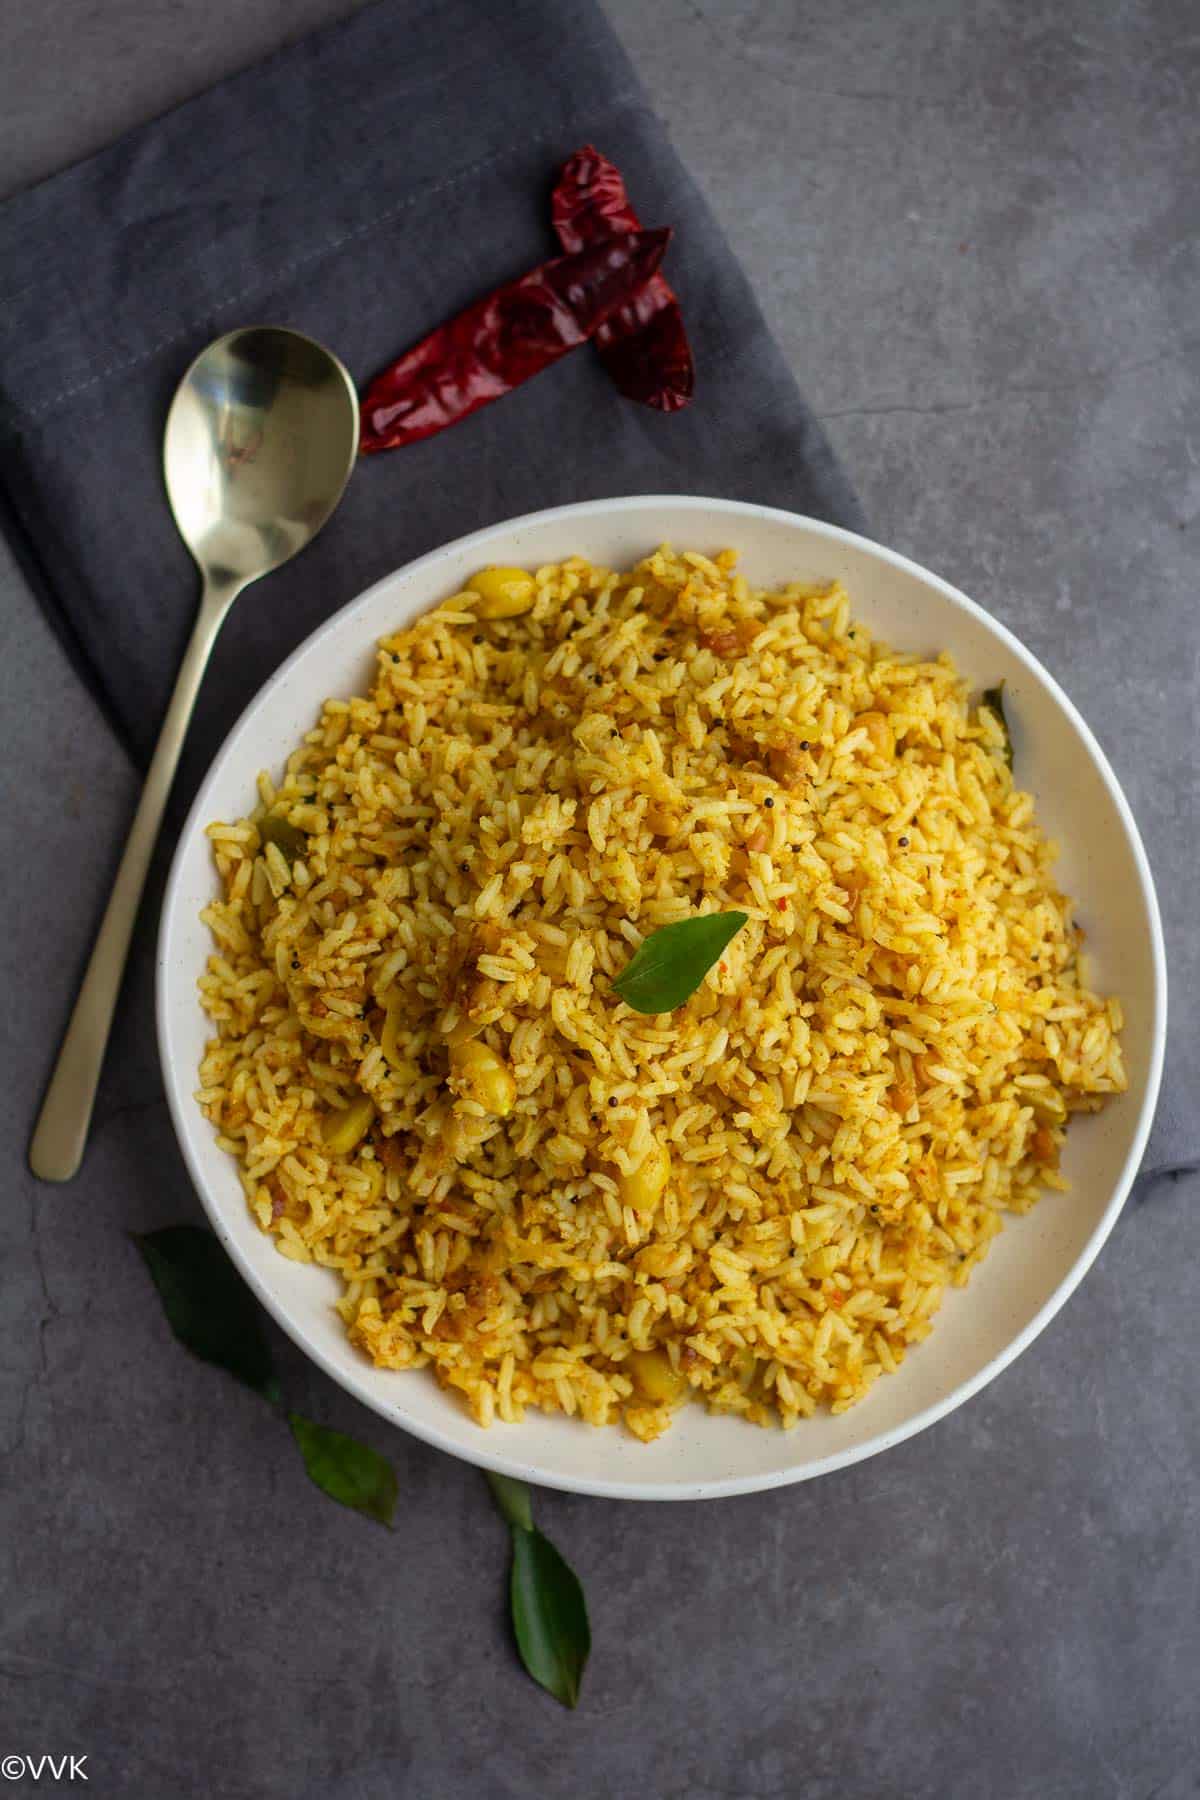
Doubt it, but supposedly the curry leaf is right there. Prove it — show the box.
[132,1225,281,1405]
[510,1526,590,1709]
[258,812,307,864]
[612,911,748,1014]
[288,1413,399,1528]
[487,1473,590,1708]
[981,683,1013,769]
[487,1470,534,1532]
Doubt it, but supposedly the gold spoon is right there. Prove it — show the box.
[30,325,359,1181]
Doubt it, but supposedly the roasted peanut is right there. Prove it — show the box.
[450,1037,516,1116]
[467,567,535,619]
[322,1095,376,1155]
[619,1139,671,1213]
[627,1347,689,1406]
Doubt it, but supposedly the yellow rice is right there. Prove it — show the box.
[196,547,1126,1441]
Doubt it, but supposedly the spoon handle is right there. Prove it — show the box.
[29,576,240,1182]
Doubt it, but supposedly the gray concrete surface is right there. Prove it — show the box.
[2,3,1198,1796]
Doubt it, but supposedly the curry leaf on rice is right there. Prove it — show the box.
[258,812,307,864]
[981,682,1013,768]
[612,911,748,1013]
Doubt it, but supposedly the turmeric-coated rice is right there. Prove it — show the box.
[197,548,1126,1440]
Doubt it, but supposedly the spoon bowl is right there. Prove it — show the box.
[165,327,359,586]
[30,325,359,1183]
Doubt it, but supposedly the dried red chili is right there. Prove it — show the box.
[359,228,670,454]
[552,145,694,412]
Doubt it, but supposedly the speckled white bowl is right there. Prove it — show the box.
[157,497,1166,1500]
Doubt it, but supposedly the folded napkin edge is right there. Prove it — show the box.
[3,91,665,431]
[0,457,137,759]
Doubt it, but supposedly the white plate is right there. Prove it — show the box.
[157,497,1166,1500]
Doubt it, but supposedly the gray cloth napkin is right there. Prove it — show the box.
[0,0,861,792]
